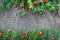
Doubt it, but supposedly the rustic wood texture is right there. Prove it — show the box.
[0,8,60,31]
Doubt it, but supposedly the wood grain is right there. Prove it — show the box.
[0,8,60,31]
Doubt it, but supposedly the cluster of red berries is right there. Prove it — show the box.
[0,31,55,40]
[13,0,47,11]
[19,4,29,11]
[33,0,47,5]
[20,32,31,39]
[20,31,43,39]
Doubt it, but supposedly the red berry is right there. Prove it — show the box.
[0,32,2,37]
[24,7,29,11]
[39,32,43,35]
[20,4,24,8]
[51,37,54,40]
[20,35,24,39]
[43,0,47,3]
[33,1,37,5]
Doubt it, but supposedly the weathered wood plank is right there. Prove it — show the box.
[20,10,38,31]
[33,12,50,28]
[45,10,55,27]
[0,8,60,31]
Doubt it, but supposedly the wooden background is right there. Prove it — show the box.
[0,7,60,31]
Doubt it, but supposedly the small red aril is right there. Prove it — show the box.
[33,1,37,5]
[43,0,47,3]
[51,37,54,40]
[39,31,43,35]
[0,32,2,37]
[20,4,24,8]
[24,7,29,11]
[20,35,24,39]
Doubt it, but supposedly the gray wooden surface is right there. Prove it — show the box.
[0,8,60,31]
